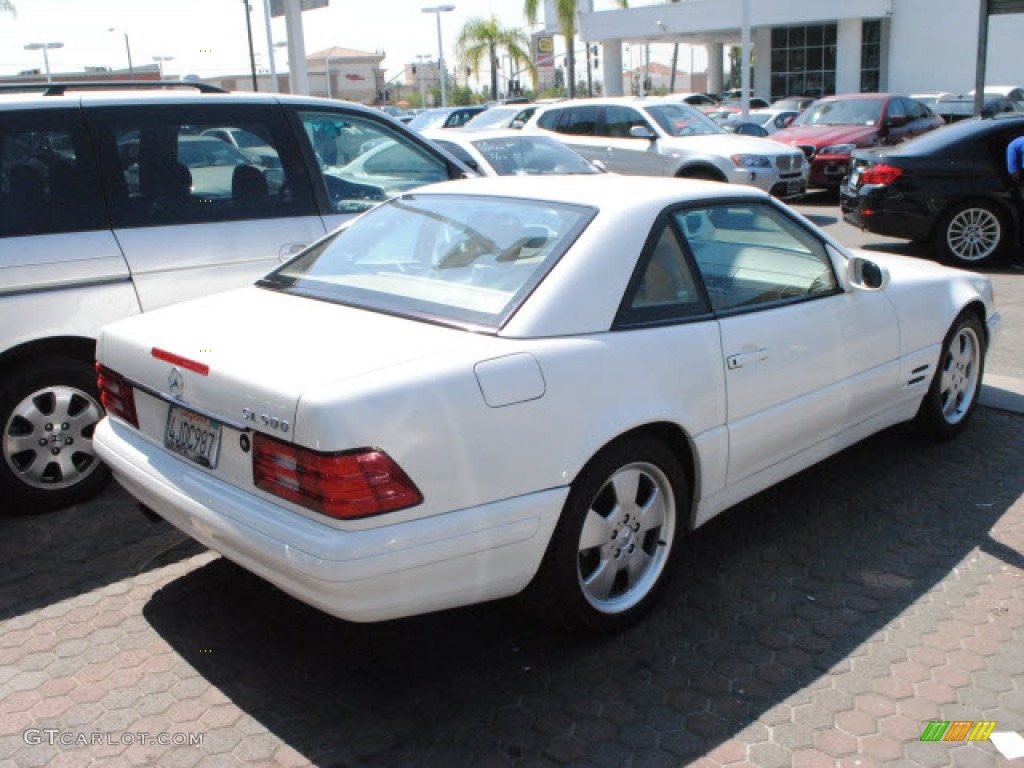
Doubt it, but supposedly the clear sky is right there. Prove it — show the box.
[0,0,699,88]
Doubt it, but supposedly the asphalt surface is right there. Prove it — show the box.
[1,192,1022,768]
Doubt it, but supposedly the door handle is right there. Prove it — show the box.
[726,348,768,369]
[278,243,307,262]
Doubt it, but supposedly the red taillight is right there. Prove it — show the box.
[860,164,903,186]
[95,363,139,428]
[252,434,423,520]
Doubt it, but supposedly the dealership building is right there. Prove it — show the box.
[578,0,1024,99]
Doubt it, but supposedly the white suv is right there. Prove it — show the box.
[0,82,468,514]
[523,97,808,199]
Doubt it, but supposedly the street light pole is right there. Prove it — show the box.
[108,29,134,80]
[422,5,454,108]
[242,0,259,91]
[325,55,333,99]
[25,42,63,83]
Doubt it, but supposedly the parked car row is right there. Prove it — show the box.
[1,81,1002,636]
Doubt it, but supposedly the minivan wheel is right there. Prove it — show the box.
[0,358,109,514]
[935,201,1009,268]
[530,436,687,634]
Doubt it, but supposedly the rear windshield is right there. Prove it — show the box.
[471,136,599,175]
[259,194,595,329]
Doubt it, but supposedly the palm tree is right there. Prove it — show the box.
[524,0,626,99]
[456,16,535,102]
[1,1,15,15]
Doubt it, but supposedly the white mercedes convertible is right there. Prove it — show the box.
[93,176,998,632]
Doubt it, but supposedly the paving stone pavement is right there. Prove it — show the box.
[1,402,1021,767]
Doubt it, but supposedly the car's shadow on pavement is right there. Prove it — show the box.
[0,485,204,621]
[142,408,1023,767]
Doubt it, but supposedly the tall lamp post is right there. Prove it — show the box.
[421,4,454,107]
[152,55,174,79]
[25,42,63,83]
[108,28,134,79]
[325,54,334,99]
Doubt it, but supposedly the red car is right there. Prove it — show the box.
[769,93,943,188]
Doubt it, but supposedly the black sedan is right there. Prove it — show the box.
[841,114,1024,267]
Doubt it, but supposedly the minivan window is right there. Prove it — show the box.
[559,106,600,136]
[296,111,450,214]
[88,105,315,228]
[0,110,106,238]
[604,106,649,138]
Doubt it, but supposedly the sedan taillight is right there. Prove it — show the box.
[95,363,139,428]
[253,434,423,520]
[860,164,903,186]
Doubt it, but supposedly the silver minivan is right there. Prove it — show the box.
[523,97,808,199]
[0,82,468,513]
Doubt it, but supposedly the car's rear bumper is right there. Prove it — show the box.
[840,184,933,242]
[94,417,567,623]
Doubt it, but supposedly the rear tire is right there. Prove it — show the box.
[914,313,986,440]
[530,436,687,634]
[934,200,1010,268]
[0,357,109,515]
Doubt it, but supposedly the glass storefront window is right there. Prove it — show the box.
[861,20,883,93]
[769,23,837,100]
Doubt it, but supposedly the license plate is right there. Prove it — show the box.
[165,405,222,469]
[787,179,804,196]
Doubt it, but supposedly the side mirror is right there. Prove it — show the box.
[886,114,909,129]
[510,120,525,129]
[629,125,657,141]
[847,256,889,291]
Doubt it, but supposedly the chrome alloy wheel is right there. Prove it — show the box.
[576,461,677,613]
[3,385,104,490]
[937,324,982,425]
[946,207,1001,263]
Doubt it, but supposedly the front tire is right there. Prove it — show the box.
[531,436,687,634]
[934,201,1010,268]
[914,313,986,439]
[0,357,109,515]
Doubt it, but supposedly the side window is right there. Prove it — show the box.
[886,99,907,121]
[0,110,106,238]
[675,203,838,314]
[447,110,478,128]
[604,106,648,138]
[559,106,600,136]
[88,104,316,228]
[432,140,479,173]
[295,110,449,214]
[617,221,709,326]
[537,109,561,130]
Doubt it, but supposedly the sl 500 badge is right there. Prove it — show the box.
[242,408,290,433]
